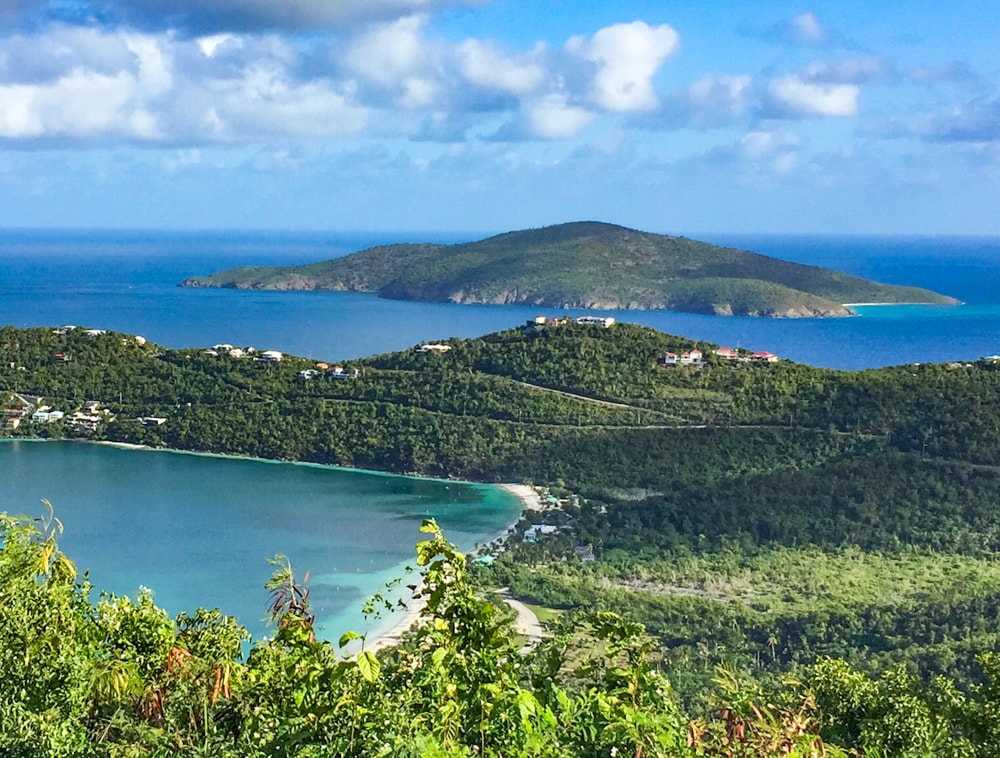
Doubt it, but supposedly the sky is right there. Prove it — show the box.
[0,0,998,235]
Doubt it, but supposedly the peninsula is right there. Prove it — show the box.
[179,221,957,317]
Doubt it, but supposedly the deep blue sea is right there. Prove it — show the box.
[1,228,998,369]
[1,229,998,639]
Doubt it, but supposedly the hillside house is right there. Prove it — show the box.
[523,316,573,333]
[715,347,740,360]
[659,349,704,368]
[752,351,779,363]
[575,316,616,327]
[259,350,283,363]
[418,343,452,353]
[327,366,359,380]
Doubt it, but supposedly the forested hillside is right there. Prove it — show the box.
[3,320,1000,754]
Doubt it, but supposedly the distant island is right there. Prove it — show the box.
[179,221,957,317]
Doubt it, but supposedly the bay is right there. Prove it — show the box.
[0,439,520,642]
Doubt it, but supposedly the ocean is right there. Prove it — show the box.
[0,229,998,369]
[1,229,998,638]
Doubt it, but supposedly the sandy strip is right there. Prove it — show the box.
[88,440,150,450]
[364,483,544,653]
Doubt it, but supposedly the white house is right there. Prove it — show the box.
[260,350,283,363]
[576,316,616,328]
[32,406,65,423]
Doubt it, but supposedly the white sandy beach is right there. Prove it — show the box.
[365,482,544,652]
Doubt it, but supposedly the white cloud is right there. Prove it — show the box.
[344,15,429,87]
[0,69,140,138]
[458,40,545,96]
[788,12,827,45]
[197,34,237,58]
[522,94,594,139]
[567,21,679,112]
[768,75,858,117]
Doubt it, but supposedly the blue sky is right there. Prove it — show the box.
[0,0,998,235]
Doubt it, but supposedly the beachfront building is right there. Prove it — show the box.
[31,406,64,423]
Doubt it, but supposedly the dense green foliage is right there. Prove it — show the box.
[180,221,956,315]
[4,319,1000,738]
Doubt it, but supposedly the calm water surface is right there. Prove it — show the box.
[0,229,998,369]
[0,439,519,641]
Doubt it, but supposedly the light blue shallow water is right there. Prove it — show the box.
[0,439,520,642]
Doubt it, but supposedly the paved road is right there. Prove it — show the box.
[496,588,547,653]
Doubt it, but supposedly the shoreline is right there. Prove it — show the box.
[843,301,961,307]
[3,437,533,654]
[365,482,544,652]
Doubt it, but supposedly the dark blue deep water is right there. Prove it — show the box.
[1,229,997,369]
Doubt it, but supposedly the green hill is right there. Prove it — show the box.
[6,321,1000,747]
[179,221,957,317]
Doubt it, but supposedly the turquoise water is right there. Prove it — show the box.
[0,439,520,642]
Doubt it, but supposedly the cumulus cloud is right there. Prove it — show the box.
[520,94,595,139]
[700,129,802,178]
[458,40,545,96]
[0,27,368,144]
[566,21,679,112]
[767,75,858,117]
[661,74,755,128]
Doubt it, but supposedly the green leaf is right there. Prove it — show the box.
[338,630,361,649]
[356,650,381,683]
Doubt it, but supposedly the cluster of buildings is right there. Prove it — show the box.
[659,346,779,368]
[298,365,359,381]
[523,315,616,333]
[1,394,117,434]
